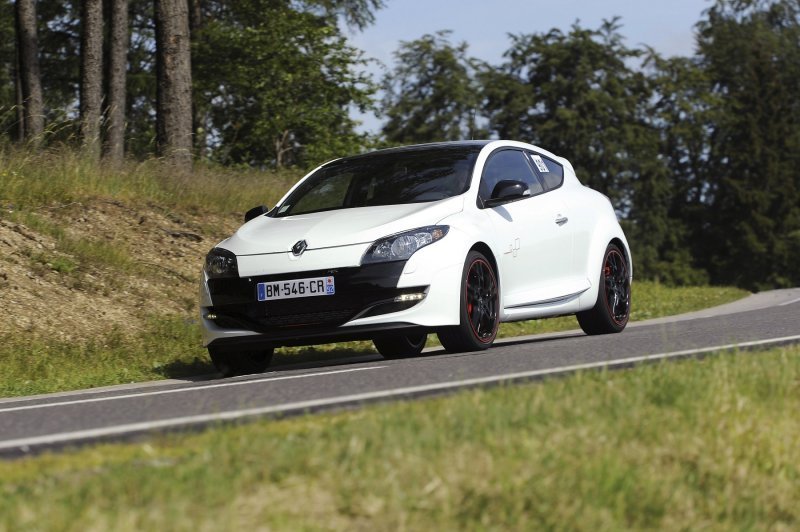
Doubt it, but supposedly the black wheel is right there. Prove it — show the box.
[208,345,274,377]
[577,243,630,335]
[373,333,427,359]
[437,250,499,352]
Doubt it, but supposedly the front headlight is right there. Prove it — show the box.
[204,247,239,279]
[361,226,449,264]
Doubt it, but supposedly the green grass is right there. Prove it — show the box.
[0,147,301,214]
[0,317,211,398]
[0,282,747,398]
[2,345,798,530]
[498,282,748,337]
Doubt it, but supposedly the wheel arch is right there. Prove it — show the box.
[609,236,633,280]
[469,241,498,276]
[579,225,633,312]
[468,241,502,310]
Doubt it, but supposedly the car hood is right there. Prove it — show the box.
[219,196,465,256]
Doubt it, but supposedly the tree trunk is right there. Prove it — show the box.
[80,0,104,160]
[13,11,25,142]
[15,0,44,144]
[105,0,128,163]
[189,0,206,158]
[155,0,193,171]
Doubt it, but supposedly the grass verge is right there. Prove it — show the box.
[1,345,798,530]
[0,283,747,398]
[0,148,301,214]
[497,282,749,337]
[0,316,211,398]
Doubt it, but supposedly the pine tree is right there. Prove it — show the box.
[15,0,44,143]
[106,0,129,163]
[154,0,192,170]
[80,0,104,159]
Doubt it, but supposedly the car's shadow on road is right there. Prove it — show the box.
[268,349,384,372]
[163,332,586,382]
[267,331,585,370]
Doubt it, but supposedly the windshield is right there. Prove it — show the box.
[274,145,482,217]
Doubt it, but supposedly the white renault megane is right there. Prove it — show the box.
[200,140,632,376]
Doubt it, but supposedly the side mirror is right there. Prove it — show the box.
[485,180,530,207]
[244,205,269,223]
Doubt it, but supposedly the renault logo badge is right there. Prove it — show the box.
[292,240,308,256]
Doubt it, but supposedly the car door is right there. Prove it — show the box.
[478,149,574,308]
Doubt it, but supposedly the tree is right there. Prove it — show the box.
[80,0,103,159]
[37,0,82,132]
[481,20,679,280]
[192,0,375,167]
[188,0,206,157]
[15,0,44,143]
[105,0,129,162]
[0,1,19,139]
[3,0,383,163]
[645,53,717,284]
[694,0,800,289]
[381,31,483,144]
[154,0,192,170]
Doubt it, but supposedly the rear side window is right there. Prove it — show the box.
[527,152,564,190]
[479,149,544,203]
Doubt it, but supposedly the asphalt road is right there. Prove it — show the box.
[2,288,799,457]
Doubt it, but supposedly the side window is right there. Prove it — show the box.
[527,152,564,190]
[478,149,544,204]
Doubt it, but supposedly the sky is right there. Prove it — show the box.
[346,0,714,133]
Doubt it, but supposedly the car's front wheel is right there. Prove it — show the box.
[438,250,499,352]
[577,243,631,335]
[208,345,274,377]
[373,333,427,359]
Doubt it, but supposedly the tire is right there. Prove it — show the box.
[437,250,500,352]
[577,243,631,335]
[208,345,274,377]
[373,333,427,359]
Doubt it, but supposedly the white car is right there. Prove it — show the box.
[200,140,632,376]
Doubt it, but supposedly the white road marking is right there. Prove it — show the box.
[779,297,800,307]
[0,366,386,414]
[2,335,799,453]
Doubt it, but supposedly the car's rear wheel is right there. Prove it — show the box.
[208,345,274,377]
[438,250,499,352]
[373,333,427,359]
[577,243,630,335]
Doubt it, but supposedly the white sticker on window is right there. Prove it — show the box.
[279,204,290,213]
[531,154,549,173]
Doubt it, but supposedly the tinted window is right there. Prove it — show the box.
[527,152,564,190]
[479,149,543,203]
[275,146,481,217]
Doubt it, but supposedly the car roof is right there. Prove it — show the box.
[327,141,493,163]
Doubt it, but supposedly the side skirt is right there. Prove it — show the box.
[501,287,589,322]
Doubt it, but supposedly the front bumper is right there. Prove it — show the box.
[208,259,424,326]
[200,262,437,349]
[200,237,466,349]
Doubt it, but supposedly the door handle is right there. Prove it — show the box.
[555,216,568,226]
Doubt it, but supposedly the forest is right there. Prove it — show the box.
[1,0,799,290]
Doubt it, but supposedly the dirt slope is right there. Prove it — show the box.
[0,199,240,342]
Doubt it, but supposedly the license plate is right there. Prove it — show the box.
[256,276,335,301]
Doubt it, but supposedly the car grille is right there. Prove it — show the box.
[214,308,357,330]
[206,263,425,334]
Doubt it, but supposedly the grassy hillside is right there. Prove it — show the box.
[2,345,798,530]
[0,150,747,397]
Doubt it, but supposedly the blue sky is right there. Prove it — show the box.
[346,0,714,133]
